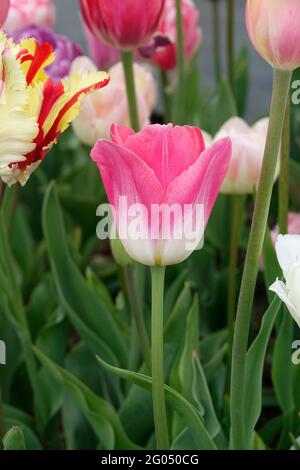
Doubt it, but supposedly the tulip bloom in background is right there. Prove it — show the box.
[91,123,231,448]
[270,235,300,328]
[213,117,279,195]
[0,0,9,27]
[150,0,202,70]
[4,0,56,34]
[271,212,300,246]
[81,0,165,132]
[72,57,156,145]
[83,25,120,70]
[246,0,300,71]
[0,32,109,186]
[13,24,83,82]
[80,0,165,50]
[91,124,231,266]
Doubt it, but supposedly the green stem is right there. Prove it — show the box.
[227,195,243,366]
[151,266,169,450]
[121,50,140,131]
[160,70,172,123]
[227,0,235,91]
[124,266,151,372]
[279,97,291,233]
[0,385,4,450]
[212,0,222,83]
[174,0,185,123]
[230,69,292,450]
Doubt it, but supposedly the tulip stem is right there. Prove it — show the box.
[121,50,140,131]
[151,266,169,450]
[160,70,172,123]
[174,0,185,124]
[124,266,151,372]
[230,69,292,450]
[227,195,243,366]
[279,97,291,233]
[227,0,235,91]
[212,0,222,83]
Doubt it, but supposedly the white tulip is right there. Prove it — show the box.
[270,234,300,327]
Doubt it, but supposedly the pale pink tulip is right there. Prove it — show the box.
[246,0,300,71]
[271,213,300,246]
[72,57,156,146]
[0,0,9,27]
[80,0,165,50]
[150,0,202,70]
[91,124,231,266]
[4,0,56,33]
[213,117,279,195]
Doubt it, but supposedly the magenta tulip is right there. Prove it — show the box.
[91,124,231,266]
[0,0,9,27]
[80,0,165,50]
[246,0,300,71]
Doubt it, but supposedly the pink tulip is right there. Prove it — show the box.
[71,57,156,145]
[91,124,231,266]
[213,117,280,195]
[246,0,300,71]
[4,0,56,33]
[80,0,165,50]
[271,213,300,246]
[150,0,202,70]
[83,24,120,70]
[0,0,9,27]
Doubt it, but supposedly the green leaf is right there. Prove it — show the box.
[42,182,127,367]
[33,346,139,450]
[3,405,42,450]
[209,79,237,135]
[96,356,217,450]
[244,296,281,448]
[3,426,26,450]
[262,227,281,301]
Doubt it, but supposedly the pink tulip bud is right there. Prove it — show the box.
[151,0,202,70]
[4,0,56,33]
[213,117,279,195]
[91,124,231,266]
[80,0,165,50]
[246,0,300,71]
[71,57,156,146]
[0,0,9,27]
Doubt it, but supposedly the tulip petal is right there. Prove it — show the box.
[275,234,300,276]
[159,138,231,265]
[269,279,300,328]
[118,123,205,189]
[91,140,165,265]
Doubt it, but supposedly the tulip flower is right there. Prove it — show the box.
[0,0,9,27]
[71,57,156,146]
[12,24,83,82]
[246,0,300,71]
[149,0,202,70]
[80,0,165,50]
[0,32,109,186]
[213,117,280,195]
[91,123,231,266]
[4,0,56,34]
[270,234,300,328]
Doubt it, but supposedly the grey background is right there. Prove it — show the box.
[53,0,272,120]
